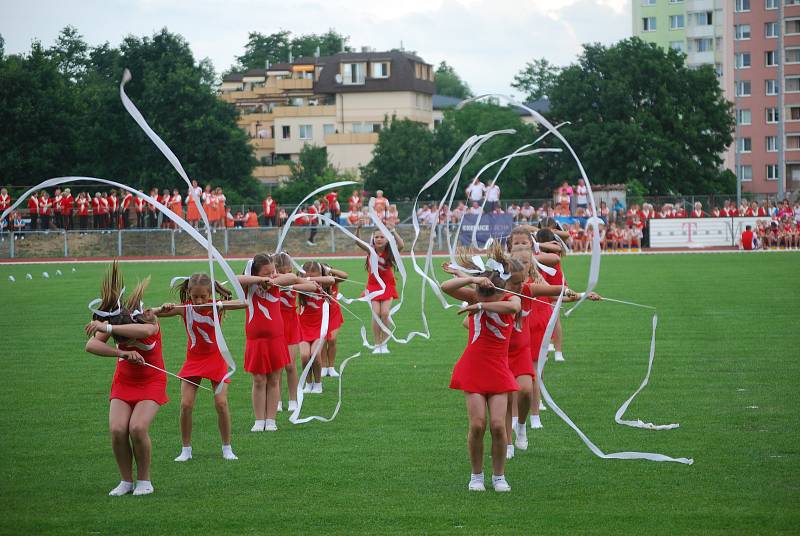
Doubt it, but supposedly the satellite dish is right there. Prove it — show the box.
[335,73,343,84]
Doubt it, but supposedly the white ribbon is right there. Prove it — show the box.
[87,285,125,317]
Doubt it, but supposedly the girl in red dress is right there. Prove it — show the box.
[237,253,310,432]
[169,189,183,222]
[355,224,405,354]
[154,273,245,462]
[297,261,336,394]
[322,264,348,378]
[83,262,165,496]
[441,249,520,493]
[535,227,569,362]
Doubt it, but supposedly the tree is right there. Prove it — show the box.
[276,145,338,204]
[548,38,734,195]
[361,117,438,200]
[511,57,561,101]
[291,29,351,58]
[435,61,472,99]
[47,25,89,81]
[231,29,351,73]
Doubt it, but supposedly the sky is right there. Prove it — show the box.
[1,0,631,97]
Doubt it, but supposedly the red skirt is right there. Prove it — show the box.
[187,202,200,222]
[244,336,290,375]
[178,352,230,384]
[326,303,344,340]
[508,346,535,379]
[449,351,519,395]
[110,379,169,406]
[281,308,302,345]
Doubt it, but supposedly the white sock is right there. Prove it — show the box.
[133,480,154,496]
[174,446,192,462]
[251,419,265,432]
[517,423,527,439]
[511,416,519,431]
[108,480,134,496]
[555,351,564,360]
[492,474,506,483]
[530,415,542,428]
[470,472,484,481]
[222,444,237,460]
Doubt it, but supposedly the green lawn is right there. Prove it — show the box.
[0,253,798,535]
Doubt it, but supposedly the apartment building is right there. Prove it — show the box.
[633,0,800,195]
[219,50,435,185]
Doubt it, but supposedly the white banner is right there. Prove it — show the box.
[649,218,734,248]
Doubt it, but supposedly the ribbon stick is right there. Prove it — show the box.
[142,362,212,392]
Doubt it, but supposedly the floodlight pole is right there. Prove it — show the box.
[779,0,786,200]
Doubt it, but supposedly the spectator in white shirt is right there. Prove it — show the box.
[465,178,486,204]
[468,201,482,215]
[575,178,589,210]
[485,183,501,212]
[520,202,535,222]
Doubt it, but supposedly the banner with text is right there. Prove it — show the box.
[649,217,767,248]
[459,213,515,246]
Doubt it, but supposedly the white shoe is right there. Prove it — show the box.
[492,475,511,492]
[311,383,323,394]
[133,480,154,496]
[380,344,390,354]
[328,368,340,377]
[264,419,277,432]
[468,474,485,491]
[372,346,382,354]
[306,240,316,246]
[515,425,528,450]
[547,343,555,352]
[222,446,238,460]
[554,351,564,362]
[174,447,192,462]
[321,367,329,377]
[539,400,547,411]
[506,444,515,459]
[108,481,134,496]
[530,415,543,429]
[287,400,298,412]
[276,401,283,412]
[303,384,312,393]
[250,420,266,432]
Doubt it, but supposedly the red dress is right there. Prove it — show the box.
[279,288,302,346]
[326,282,344,340]
[298,293,326,343]
[529,294,552,362]
[449,295,519,395]
[111,329,169,406]
[365,249,398,301]
[178,304,229,383]
[542,261,567,287]
[507,283,535,379]
[244,285,290,374]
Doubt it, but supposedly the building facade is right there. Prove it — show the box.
[633,0,800,196]
[219,50,435,186]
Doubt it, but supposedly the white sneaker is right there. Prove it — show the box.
[250,420,265,432]
[276,401,283,412]
[506,444,515,459]
[133,480,154,496]
[303,384,312,393]
[306,241,316,246]
[174,447,192,462]
[539,400,547,411]
[264,419,277,432]
[108,481,134,496]
[321,367,329,377]
[328,367,340,377]
[492,475,511,492]
[515,425,528,450]
[468,474,485,491]
[554,351,564,362]
[311,383,323,394]
[547,343,555,352]
[530,415,543,429]
[222,445,238,460]
[287,400,298,412]
[380,344,390,354]
[372,346,382,354]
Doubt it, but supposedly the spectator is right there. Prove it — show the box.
[244,209,259,227]
[278,208,288,226]
[611,197,624,223]
[262,194,277,226]
[599,200,609,224]
[575,179,588,212]
[325,189,340,222]
[234,210,245,228]
[224,208,235,228]
[739,225,757,250]
[710,205,721,217]
[306,201,320,246]
[348,189,362,214]
[39,191,54,230]
[372,190,389,220]
[507,203,520,221]
[76,192,90,232]
[778,199,793,219]
[451,201,466,223]
[691,202,704,218]
[794,200,800,224]
[468,201,482,215]
[465,177,486,206]
[557,180,573,214]
[485,182,500,212]
[53,188,63,229]
[27,191,39,230]
[61,188,74,230]
[347,209,360,226]
[0,188,10,237]
[519,202,534,222]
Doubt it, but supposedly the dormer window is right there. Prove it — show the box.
[343,62,366,84]
[372,62,390,79]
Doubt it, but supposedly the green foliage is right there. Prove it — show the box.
[434,61,472,99]
[512,57,561,101]
[625,178,647,205]
[231,29,351,73]
[275,145,347,204]
[548,38,735,195]
[0,26,259,199]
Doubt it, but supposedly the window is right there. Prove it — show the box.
[788,105,800,121]
[766,22,778,38]
[692,11,713,25]
[737,80,752,96]
[766,0,778,9]
[351,123,372,134]
[786,47,800,63]
[298,124,312,140]
[767,107,780,123]
[670,15,685,29]
[738,137,752,152]
[767,136,779,152]
[281,125,290,139]
[788,134,800,150]
[737,165,753,181]
[766,79,779,95]
[342,62,366,85]
[643,17,657,31]
[670,41,685,52]
[786,18,800,36]
[690,38,713,52]
[715,63,724,77]
[371,62,389,79]
[767,164,779,181]
[785,75,800,92]
[736,0,751,10]
[736,24,752,39]
[766,51,779,66]
[669,0,683,3]
[642,0,656,4]
[736,52,752,68]
[323,124,336,136]
[737,109,752,125]
[787,0,800,6]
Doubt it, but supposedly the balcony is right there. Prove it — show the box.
[276,78,314,90]
[250,138,275,150]
[686,24,715,39]
[686,0,714,11]
[272,105,336,118]
[687,50,715,66]
[253,165,292,183]
[237,112,274,127]
[324,133,380,145]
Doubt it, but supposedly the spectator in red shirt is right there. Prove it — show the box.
[348,190,362,214]
[325,190,339,222]
[76,192,90,232]
[691,202,704,218]
[262,194,277,227]
[739,225,756,250]
[39,191,54,230]
[61,188,74,230]
[306,202,320,246]
[28,192,40,230]
[0,188,11,236]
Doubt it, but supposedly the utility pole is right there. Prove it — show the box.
[735,5,741,206]
[779,0,786,200]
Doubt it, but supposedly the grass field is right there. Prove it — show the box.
[0,252,798,535]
